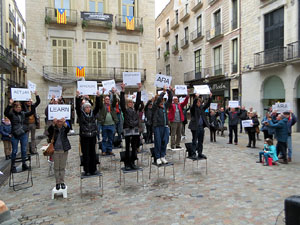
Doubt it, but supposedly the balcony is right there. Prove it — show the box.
[180,7,190,22]
[181,36,189,49]
[172,44,179,55]
[171,18,179,30]
[254,47,286,70]
[231,63,238,74]
[43,66,146,83]
[81,12,113,30]
[287,41,300,63]
[9,32,19,45]
[184,70,204,83]
[162,27,170,37]
[191,0,203,12]
[208,0,219,6]
[11,53,19,67]
[9,10,16,25]
[0,46,12,74]
[23,49,27,55]
[212,64,226,76]
[206,23,223,42]
[45,7,77,26]
[115,15,143,32]
[190,29,203,43]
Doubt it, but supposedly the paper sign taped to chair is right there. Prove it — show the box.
[48,104,71,120]
[11,88,31,101]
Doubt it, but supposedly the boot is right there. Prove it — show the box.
[22,163,29,171]
[130,162,138,170]
[11,160,17,173]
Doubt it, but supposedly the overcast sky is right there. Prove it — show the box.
[16,0,168,20]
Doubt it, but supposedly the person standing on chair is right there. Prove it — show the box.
[144,99,154,144]
[76,90,100,175]
[168,91,189,149]
[188,93,212,160]
[120,83,142,170]
[226,106,241,145]
[0,117,12,160]
[23,91,40,154]
[5,99,35,173]
[48,118,71,190]
[152,85,173,165]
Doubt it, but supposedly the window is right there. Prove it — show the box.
[213,9,221,35]
[166,64,170,75]
[166,41,169,52]
[232,38,238,73]
[158,28,160,38]
[175,35,178,47]
[122,0,135,22]
[197,15,202,34]
[213,46,222,76]
[89,0,104,13]
[55,0,70,16]
[232,0,238,30]
[184,27,189,40]
[185,3,188,14]
[120,42,138,69]
[175,10,178,23]
[166,19,169,32]
[157,48,160,59]
[195,49,202,79]
[87,40,107,75]
[52,38,73,74]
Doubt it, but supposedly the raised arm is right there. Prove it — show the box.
[75,91,82,117]
[33,92,41,108]
[165,88,173,109]
[120,91,126,114]
[93,91,101,115]
[134,83,142,111]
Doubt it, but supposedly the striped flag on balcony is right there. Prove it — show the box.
[76,66,85,77]
[126,16,135,30]
[57,8,67,24]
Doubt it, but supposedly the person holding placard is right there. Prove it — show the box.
[245,112,259,148]
[217,107,227,137]
[120,83,142,170]
[23,91,40,154]
[75,90,101,175]
[283,111,297,162]
[168,90,189,149]
[48,118,71,190]
[4,99,36,173]
[152,85,173,165]
[188,92,212,160]
[209,110,219,142]
[225,107,241,145]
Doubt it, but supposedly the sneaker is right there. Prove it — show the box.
[156,158,162,165]
[70,130,75,134]
[256,161,262,163]
[171,145,175,149]
[22,164,29,171]
[288,158,292,162]
[176,145,181,149]
[61,183,66,189]
[56,184,60,190]
[161,157,168,164]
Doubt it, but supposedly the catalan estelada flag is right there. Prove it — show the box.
[76,66,85,77]
[57,8,67,24]
[126,16,135,30]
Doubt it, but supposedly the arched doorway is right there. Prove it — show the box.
[262,76,285,110]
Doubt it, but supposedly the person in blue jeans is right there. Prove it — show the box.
[152,85,173,165]
[4,99,35,173]
[283,111,297,162]
[257,138,278,165]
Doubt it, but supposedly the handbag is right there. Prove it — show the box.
[35,114,41,129]
[43,132,55,156]
[255,126,260,134]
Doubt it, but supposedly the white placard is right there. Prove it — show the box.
[158,91,168,99]
[48,86,62,99]
[242,120,253,128]
[27,80,36,93]
[194,85,211,95]
[228,101,240,108]
[115,83,122,93]
[99,87,109,95]
[210,103,218,110]
[77,81,97,95]
[48,104,71,120]
[154,74,172,88]
[179,97,185,103]
[102,79,116,92]
[175,85,188,95]
[11,88,31,101]
[141,91,148,102]
[275,102,291,113]
[123,72,141,86]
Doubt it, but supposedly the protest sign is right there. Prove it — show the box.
[48,86,62,99]
[242,120,253,128]
[175,85,187,95]
[194,85,211,95]
[99,87,109,95]
[27,80,36,93]
[48,104,71,120]
[210,103,218,110]
[141,91,148,102]
[102,79,116,92]
[123,72,141,86]
[77,81,97,95]
[115,83,122,93]
[228,101,239,108]
[11,88,31,101]
[275,102,291,113]
[154,74,172,88]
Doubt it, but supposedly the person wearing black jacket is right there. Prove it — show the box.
[209,110,219,142]
[144,99,154,143]
[182,105,190,138]
[120,83,142,170]
[48,118,71,190]
[239,106,248,133]
[75,90,100,176]
[152,85,173,165]
[225,107,241,145]
[4,99,35,173]
[188,93,212,159]
[245,112,259,148]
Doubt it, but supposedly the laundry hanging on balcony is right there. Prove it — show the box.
[57,8,67,24]
[126,16,135,30]
[76,66,85,78]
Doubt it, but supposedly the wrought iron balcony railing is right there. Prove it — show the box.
[0,46,12,74]
[45,7,78,26]
[254,47,286,67]
[171,18,179,30]
[287,41,300,60]
[162,27,170,37]
[172,44,179,54]
[180,7,190,22]
[231,63,238,74]
[206,23,223,42]
[115,15,143,32]
[190,29,203,43]
[181,36,189,49]
[9,10,16,25]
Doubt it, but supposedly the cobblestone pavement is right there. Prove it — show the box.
[0,129,299,225]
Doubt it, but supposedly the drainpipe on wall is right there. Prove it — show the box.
[238,0,242,106]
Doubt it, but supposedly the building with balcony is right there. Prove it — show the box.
[156,0,241,107]
[241,0,300,131]
[26,0,156,122]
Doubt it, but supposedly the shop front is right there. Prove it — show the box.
[208,79,231,109]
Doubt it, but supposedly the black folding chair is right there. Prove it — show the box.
[183,143,208,174]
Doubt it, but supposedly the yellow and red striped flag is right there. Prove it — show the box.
[126,16,135,30]
[57,8,67,24]
[76,66,85,77]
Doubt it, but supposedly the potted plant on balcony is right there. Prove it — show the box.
[106,22,113,29]
[164,50,170,61]
[45,16,51,24]
[172,45,178,54]
[82,20,88,29]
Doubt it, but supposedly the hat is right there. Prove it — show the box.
[82,102,91,110]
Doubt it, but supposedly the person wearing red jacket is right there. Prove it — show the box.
[168,90,189,149]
